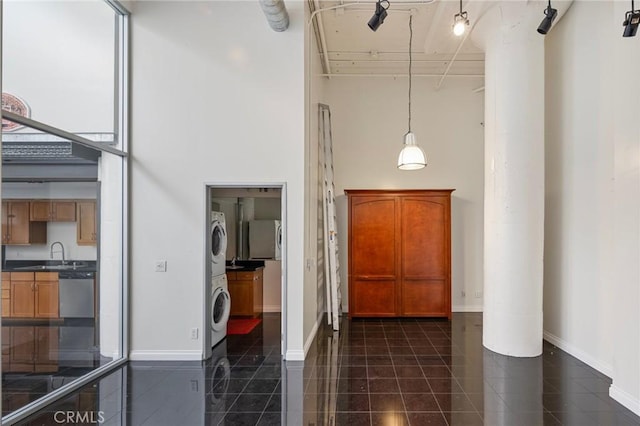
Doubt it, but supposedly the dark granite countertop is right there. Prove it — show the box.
[225,260,265,272]
[3,260,97,273]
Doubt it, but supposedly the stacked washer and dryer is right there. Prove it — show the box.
[210,211,231,348]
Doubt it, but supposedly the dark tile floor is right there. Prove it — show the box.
[2,320,111,416]
[14,313,640,425]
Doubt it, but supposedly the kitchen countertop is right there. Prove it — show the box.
[3,260,97,273]
[225,260,265,272]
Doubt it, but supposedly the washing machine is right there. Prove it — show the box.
[211,274,231,348]
[211,211,227,277]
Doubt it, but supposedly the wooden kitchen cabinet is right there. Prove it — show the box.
[9,272,59,319]
[1,201,47,245]
[30,200,76,222]
[345,189,454,319]
[227,269,263,318]
[2,272,10,318]
[10,272,35,318]
[35,273,59,318]
[77,200,97,245]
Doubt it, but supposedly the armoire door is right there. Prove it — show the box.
[349,196,398,316]
[400,196,450,317]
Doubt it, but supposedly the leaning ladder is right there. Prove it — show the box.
[319,104,341,331]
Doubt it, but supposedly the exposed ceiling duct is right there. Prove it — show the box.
[259,0,290,32]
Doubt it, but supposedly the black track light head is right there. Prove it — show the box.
[368,0,389,32]
[623,10,640,37]
[537,5,558,35]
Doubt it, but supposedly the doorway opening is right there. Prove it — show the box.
[204,184,286,360]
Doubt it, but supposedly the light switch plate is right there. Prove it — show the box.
[155,260,167,272]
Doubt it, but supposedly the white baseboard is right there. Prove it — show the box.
[452,305,483,312]
[129,350,202,361]
[285,349,305,361]
[304,312,325,357]
[262,305,281,313]
[543,331,613,377]
[610,385,640,417]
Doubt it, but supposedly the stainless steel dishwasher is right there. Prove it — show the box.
[59,271,95,318]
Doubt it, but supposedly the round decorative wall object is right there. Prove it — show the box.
[2,93,31,132]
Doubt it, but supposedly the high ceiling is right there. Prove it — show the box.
[309,0,486,79]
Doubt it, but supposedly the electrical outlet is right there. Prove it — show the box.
[461,290,466,298]
[155,260,167,272]
[475,291,483,298]
[190,328,199,340]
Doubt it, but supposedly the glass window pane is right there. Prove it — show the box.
[2,0,116,135]
[2,120,123,415]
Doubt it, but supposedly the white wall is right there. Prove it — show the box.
[3,182,98,260]
[129,1,305,360]
[327,77,485,312]
[303,1,329,354]
[545,1,640,415]
[263,260,282,312]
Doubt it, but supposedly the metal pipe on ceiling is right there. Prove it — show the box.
[259,0,290,32]
[313,0,332,76]
[307,1,436,79]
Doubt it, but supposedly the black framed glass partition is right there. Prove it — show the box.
[1,0,129,423]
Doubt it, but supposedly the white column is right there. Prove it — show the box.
[473,2,546,357]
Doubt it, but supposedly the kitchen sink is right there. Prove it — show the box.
[14,262,88,271]
[226,265,245,270]
[14,265,49,270]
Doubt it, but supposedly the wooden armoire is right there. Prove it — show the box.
[345,189,454,319]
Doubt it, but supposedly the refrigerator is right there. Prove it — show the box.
[249,220,281,260]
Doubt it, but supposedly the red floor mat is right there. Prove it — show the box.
[227,318,261,335]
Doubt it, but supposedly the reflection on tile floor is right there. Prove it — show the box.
[2,320,112,416]
[16,313,640,425]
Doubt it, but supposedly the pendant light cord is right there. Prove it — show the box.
[408,15,413,133]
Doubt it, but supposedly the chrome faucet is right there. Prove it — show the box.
[230,256,237,267]
[50,241,66,264]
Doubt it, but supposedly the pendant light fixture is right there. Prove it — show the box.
[397,15,427,171]
[452,0,469,36]
[623,0,640,37]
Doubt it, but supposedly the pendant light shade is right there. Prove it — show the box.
[397,15,426,171]
[398,132,426,170]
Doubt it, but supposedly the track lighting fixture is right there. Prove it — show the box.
[537,0,558,35]
[623,0,640,37]
[368,0,390,32]
[452,0,469,36]
[398,15,426,171]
